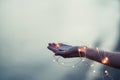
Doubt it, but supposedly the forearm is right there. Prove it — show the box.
[86,47,120,69]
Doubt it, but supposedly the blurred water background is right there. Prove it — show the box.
[0,0,120,80]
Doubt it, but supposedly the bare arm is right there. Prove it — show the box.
[47,43,120,69]
[86,47,120,69]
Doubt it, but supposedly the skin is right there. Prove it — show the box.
[47,43,120,69]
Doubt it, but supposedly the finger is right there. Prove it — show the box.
[52,43,57,46]
[58,43,72,47]
[52,43,61,48]
[51,43,57,47]
[48,43,57,48]
[47,46,58,52]
[48,43,52,46]
[53,43,69,48]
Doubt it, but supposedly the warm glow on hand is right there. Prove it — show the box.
[78,47,86,53]
[56,43,60,48]
[102,57,109,64]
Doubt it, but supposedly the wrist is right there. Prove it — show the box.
[78,46,87,57]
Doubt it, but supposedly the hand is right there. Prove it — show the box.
[47,43,85,58]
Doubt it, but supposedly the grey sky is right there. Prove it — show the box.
[0,0,119,80]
